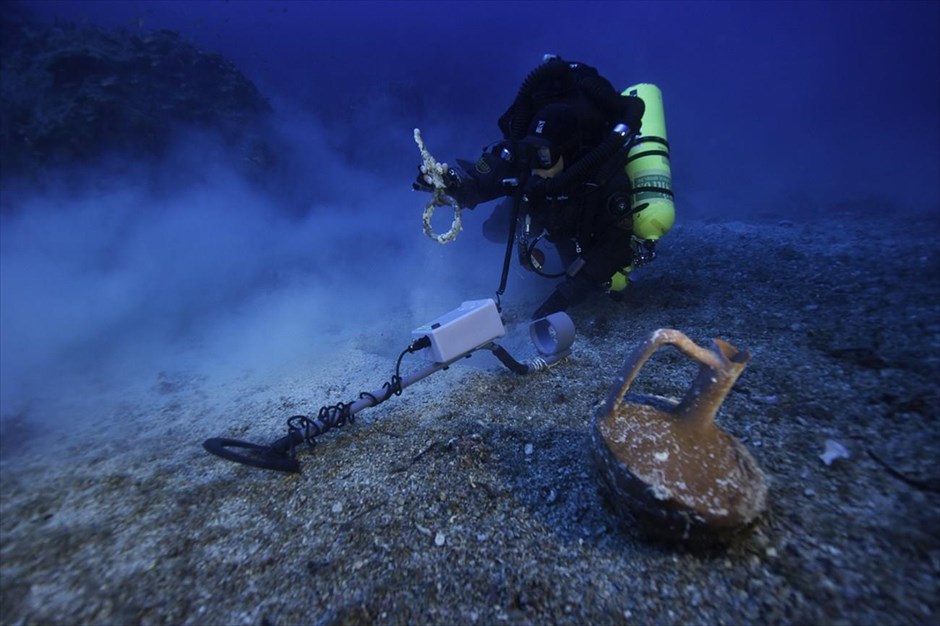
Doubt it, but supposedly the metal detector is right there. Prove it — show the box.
[203,299,575,473]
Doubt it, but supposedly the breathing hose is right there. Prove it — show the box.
[505,57,643,141]
[506,58,575,140]
[542,128,634,197]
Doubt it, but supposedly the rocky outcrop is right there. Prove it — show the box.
[1,10,272,179]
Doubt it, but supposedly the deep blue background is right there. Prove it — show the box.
[21,0,940,215]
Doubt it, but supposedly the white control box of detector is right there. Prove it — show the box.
[411,299,506,363]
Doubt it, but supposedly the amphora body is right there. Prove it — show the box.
[592,329,768,543]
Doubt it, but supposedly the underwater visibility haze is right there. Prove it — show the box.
[1,0,938,419]
[2,1,940,414]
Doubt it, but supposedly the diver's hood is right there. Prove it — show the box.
[522,103,579,168]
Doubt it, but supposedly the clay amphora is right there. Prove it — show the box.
[592,328,768,543]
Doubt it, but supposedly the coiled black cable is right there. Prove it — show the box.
[283,337,428,457]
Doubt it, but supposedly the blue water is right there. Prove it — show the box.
[20,0,940,213]
[1,0,938,417]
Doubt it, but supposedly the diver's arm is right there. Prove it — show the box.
[532,225,634,319]
[443,143,521,209]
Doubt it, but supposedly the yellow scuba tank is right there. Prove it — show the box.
[609,83,675,292]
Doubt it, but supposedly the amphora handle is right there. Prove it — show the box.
[605,329,751,425]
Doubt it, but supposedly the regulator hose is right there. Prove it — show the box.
[580,74,645,126]
[504,57,645,142]
[505,58,576,140]
[501,58,642,200]
[542,128,634,197]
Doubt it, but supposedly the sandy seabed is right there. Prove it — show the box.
[2,208,939,625]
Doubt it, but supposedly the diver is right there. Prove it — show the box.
[413,55,651,320]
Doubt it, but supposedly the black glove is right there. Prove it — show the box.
[531,273,593,320]
[413,166,435,192]
[412,165,469,197]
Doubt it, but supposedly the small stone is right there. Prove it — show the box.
[331,502,343,513]
[766,547,778,558]
[820,439,850,466]
[804,488,816,497]
[524,443,534,456]
[434,531,445,546]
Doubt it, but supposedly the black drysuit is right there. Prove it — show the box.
[443,58,646,317]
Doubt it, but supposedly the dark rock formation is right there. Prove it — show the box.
[0,9,272,180]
